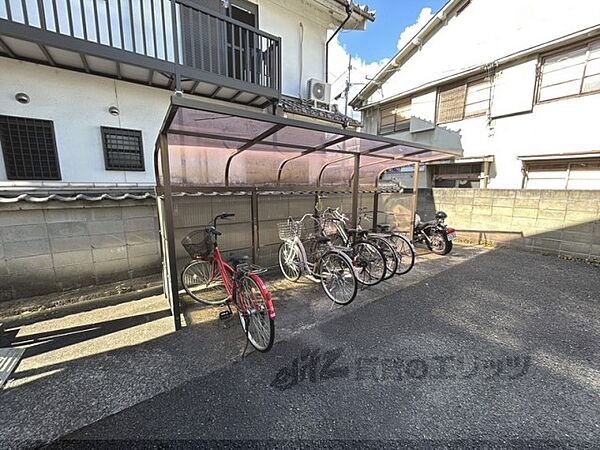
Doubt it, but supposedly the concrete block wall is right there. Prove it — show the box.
[0,191,414,302]
[418,189,600,261]
[0,199,160,302]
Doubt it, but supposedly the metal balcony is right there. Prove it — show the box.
[0,0,281,106]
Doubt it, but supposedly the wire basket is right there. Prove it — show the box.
[321,218,339,237]
[277,221,302,240]
[181,229,216,259]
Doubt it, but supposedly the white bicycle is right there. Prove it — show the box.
[277,214,358,305]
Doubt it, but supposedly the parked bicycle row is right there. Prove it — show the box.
[178,208,455,354]
[277,206,416,306]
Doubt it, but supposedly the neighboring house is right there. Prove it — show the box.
[0,0,373,300]
[350,0,600,190]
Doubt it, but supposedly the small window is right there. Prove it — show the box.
[538,39,600,102]
[0,115,61,180]
[379,99,411,135]
[437,78,490,123]
[465,79,491,117]
[101,127,145,171]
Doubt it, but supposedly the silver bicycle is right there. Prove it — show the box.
[277,214,358,305]
[357,208,416,275]
[320,207,398,280]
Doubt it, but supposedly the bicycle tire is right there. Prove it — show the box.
[318,251,358,305]
[351,241,387,286]
[368,236,398,281]
[181,260,229,305]
[237,275,275,352]
[278,241,302,282]
[388,234,416,275]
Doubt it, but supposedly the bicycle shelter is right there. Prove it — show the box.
[155,95,462,329]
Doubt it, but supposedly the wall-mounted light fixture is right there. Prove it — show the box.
[108,106,120,116]
[15,92,30,104]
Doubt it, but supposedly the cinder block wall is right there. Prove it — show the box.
[0,191,413,302]
[418,189,600,261]
[0,199,160,302]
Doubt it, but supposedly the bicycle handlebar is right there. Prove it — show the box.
[212,212,235,227]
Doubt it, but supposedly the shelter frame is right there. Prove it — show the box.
[155,95,461,329]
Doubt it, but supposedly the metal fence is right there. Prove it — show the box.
[162,190,413,277]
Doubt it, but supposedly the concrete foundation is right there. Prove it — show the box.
[0,199,160,302]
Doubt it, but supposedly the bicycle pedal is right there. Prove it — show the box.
[219,310,233,321]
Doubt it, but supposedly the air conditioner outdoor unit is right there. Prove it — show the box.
[307,78,331,107]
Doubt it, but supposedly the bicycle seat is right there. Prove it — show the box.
[316,236,331,244]
[229,255,249,268]
[347,229,368,238]
[376,224,391,232]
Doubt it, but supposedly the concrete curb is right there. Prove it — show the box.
[2,284,164,329]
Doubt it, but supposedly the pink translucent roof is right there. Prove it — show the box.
[158,97,461,188]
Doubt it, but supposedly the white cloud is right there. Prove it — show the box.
[328,36,389,119]
[396,7,434,50]
[327,7,435,120]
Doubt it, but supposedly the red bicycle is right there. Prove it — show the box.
[181,213,275,352]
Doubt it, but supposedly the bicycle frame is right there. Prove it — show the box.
[206,246,276,319]
[280,213,340,280]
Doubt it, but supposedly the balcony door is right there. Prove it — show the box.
[226,0,259,83]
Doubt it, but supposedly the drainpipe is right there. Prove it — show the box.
[325,1,353,83]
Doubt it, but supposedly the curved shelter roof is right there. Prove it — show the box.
[154,95,462,330]
[155,95,462,191]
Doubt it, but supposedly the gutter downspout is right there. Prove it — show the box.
[325,1,353,83]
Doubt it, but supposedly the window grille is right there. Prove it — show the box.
[0,115,61,180]
[101,127,145,171]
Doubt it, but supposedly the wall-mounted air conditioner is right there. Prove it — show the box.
[307,78,331,108]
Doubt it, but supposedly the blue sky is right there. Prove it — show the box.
[339,0,447,64]
[328,0,448,115]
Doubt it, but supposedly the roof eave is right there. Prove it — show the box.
[349,0,460,108]
[333,0,375,22]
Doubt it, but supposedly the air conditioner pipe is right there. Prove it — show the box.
[325,1,353,83]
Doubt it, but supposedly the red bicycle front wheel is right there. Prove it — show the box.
[181,260,229,305]
[237,275,275,352]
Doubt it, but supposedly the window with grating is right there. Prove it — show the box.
[0,115,61,180]
[437,84,467,124]
[379,99,411,135]
[101,127,145,171]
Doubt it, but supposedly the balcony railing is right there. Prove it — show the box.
[0,0,281,98]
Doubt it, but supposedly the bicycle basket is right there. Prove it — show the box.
[277,221,302,240]
[322,218,339,236]
[181,229,216,258]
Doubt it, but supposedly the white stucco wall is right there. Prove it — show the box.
[0,1,344,184]
[0,58,170,184]
[257,0,328,98]
[366,0,600,105]
[405,75,600,189]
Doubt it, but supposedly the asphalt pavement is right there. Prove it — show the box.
[52,247,600,448]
